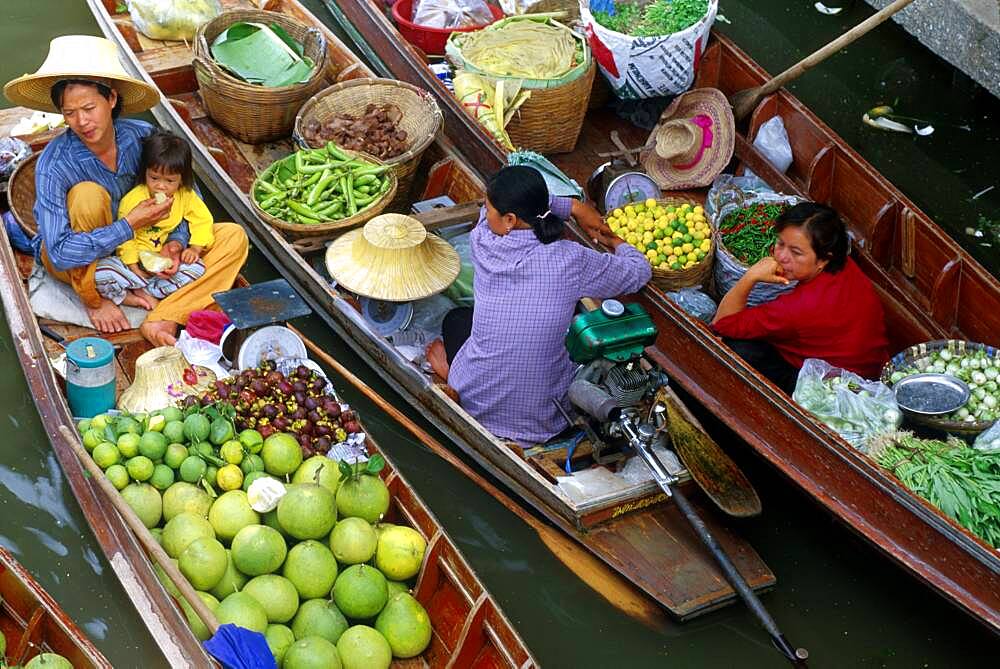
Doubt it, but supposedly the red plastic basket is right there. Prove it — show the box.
[391,0,504,56]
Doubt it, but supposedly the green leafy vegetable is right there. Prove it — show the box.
[594,0,709,37]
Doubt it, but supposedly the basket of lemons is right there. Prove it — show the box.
[607,197,714,290]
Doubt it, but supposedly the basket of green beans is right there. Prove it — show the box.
[251,142,397,240]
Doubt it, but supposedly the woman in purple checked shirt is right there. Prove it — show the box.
[426,166,651,446]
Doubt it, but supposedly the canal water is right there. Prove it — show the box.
[0,1,996,667]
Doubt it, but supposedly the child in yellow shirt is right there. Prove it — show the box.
[94,130,214,309]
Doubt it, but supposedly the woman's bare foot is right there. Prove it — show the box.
[140,319,178,346]
[122,289,159,310]
[426,339,449,380]
[85,299,130,333]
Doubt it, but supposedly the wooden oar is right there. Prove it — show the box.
[286,325,665,625]
[729,0,918,120]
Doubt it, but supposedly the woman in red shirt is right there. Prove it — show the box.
[712,202,889,392]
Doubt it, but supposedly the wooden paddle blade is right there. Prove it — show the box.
[662,393,762,517]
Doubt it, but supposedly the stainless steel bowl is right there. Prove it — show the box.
[893,373,970,416]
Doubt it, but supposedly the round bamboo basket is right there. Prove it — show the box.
[293,79,442,209]
[506,60,596,154]
[881,339,1000,436]
[8,152,39,237]
[193,9,328,144]
[251,149,398,242]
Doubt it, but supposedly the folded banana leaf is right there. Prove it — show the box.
[210,22,314,87]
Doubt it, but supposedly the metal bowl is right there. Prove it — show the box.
[893,373,970,416]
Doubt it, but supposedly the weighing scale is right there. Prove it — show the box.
[360,297,414,338]
[587,164,660,215]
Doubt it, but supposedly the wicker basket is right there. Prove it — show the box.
[293,79,442,210]
[8,152,39,237]
[251,149,398,242]
[193,10,328,144]
[881,339,1000,436]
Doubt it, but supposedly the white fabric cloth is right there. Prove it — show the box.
[27,260,147,329]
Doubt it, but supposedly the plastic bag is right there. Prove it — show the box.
[127,0,222,41]
[0,138,31,186]
[665,288,716,323]
[792,358,902,451]
[412,0,493,29]
[444,232,474,306]
[973,420,1000,452]
[743,116,793,181]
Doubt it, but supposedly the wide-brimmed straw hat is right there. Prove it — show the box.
[641,88,734,191]
[117,347,216,414]
[4,35,160,115]
[326,214,460,302]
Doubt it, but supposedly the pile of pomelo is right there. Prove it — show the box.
[79,408,432,668]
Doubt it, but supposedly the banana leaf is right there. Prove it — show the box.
[210,22,314,87]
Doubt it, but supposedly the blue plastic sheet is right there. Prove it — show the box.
[202,624,277,669]
[508,150,584,199]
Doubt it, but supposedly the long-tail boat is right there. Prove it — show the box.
[0,91,533,669]
[0,546,111,668]
[80,0,779,625]
[320,0,1000,633]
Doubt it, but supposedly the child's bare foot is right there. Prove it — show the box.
[122,289,159,310]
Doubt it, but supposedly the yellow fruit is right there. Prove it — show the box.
[672,246,684,257]
[671,231,683,240]
[667,255,678,264]
[694,205,704,215]
[692,231,705,241]
[612,208,624,218]
[687,252,698,263]
[217,465,244,491]
[644,198,657,209]
[682,243,694,254]
[656,254,666,265]
[624,205,635,217]
[701,239,711,252]
[642,232,654,243]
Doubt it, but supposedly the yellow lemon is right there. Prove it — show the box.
[694,205,704,215]
[692,231,705,241]
[687,252,699,263]
[624,205,635,217]
[643,222,655,232]
[667,255,678,264]
[613,208,624,218]
[700,239,711,252]
[672,246,684,257]
[671,231,683,240]
[682,243,694,253]
[217,464,244,492]
[644,198,657,209]
[626,234,638,245]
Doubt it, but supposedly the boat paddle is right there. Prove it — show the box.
[728,0,918,120]
[58,425,277,669]
[285,325,666,626]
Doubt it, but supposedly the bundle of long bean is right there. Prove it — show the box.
[718,202,787,265]
[869,432,1000,547]
[253,143,391,224]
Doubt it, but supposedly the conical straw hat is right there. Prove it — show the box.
[4,35,160,114]
[326,213,460,302]
[117,347,216,414]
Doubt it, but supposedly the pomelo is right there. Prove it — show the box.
[210,417,236,446]
[77,417,92,433]
[329,517,377,565]
[242,470,271,492]
[385,580,409,599]
[283,539,338,600]
[162,420,186,444]
[239,428,264,454]
[120,482,162,529]
[292,455,341,495]
[180,591,220,641]
[209,549,248,600]
[161,406,184,423]
[116,432,140,458]
[375,526,427,581]
[92,441,121,469]
[164,442,188,469]
[231,524,287,576]
[336,475,389,523]
[375,593,432,658]
[23,653,73,669]
[153,559,181,597]
[261,433,302,476]
[337,625,391,669]
[139,431,168,460]
[290,599,349,644]
[162,512,215,558]
[263,509,289,538]
[243,574,300,624]
[162,482,212,522]
[209,490,260,543]
[216,591,268,633]
[105,464,129,490]
[284,636,342,669]
[126,456,154,482]
[179,456,207,484]
[183,414,211,443]
[265,624,296,666]
[150,527,163,545]
[277,484,337,540]
[150,464,175,491]
[332,564,388,620]
[179,537,228,591]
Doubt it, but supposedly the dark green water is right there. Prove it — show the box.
[0,1,997,667]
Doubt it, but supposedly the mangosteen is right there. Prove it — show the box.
[310,377,327,393]
[296,364,311,378]
[262,404,278,419]
[315,437,331,453]
[292,407,307,420]
[304,397,318,411]
[307,410,322,424]
[292,381,307,393]
[324,401,341,419]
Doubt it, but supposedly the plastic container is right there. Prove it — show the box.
[65,337,116,418]
[392,0,503,56]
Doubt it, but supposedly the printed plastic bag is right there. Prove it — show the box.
[743,116,793,181]
[579,0,717,99]
[665,288,716,323]
[127,0,222,41]
[412,0,493,29]
[973,420,1000,452]
[0,138,31,187]
[792,358,902,451]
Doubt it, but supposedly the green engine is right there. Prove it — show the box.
[565,300,657,364]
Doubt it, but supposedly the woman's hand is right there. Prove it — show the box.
[571,200,614,245]
[745,257,790,285]
[124,196,173,231]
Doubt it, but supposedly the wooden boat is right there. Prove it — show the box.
[82,0,778,624]
[0,546,111,668]
[322,0,1000,632]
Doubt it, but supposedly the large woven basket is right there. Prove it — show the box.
[293,79,442,210]
[251,149,398,242]
[193,10,328,144]
[881,339,1000,436]
[8,152,39,237]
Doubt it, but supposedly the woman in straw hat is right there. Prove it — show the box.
[426,166,651,446]
[3,35,248,345]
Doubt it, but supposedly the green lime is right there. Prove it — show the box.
[165,443,188,469]
[163,420,186,444]
[139,431,168,460]
[191,441,215,459]
[220,440,244,465]
[161,406,184,423]
[81,428,103,451]
[206,465,219,489]
[183,414,212,443]
[117,432,140,458]
[126,456,155,482]
[150,464,175,491]
[76,418,92,433]
[210,418,236,446]
[92,442,121,469]
[105,464,129,490]
[179,456,207,484]
[241,453,265,475]
[239,429,264,454]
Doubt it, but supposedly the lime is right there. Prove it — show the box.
[147,414,166,432]
[205,465,219,490]
[191,441,215,459]
[116,416,142,437]
[117,432,140,458]
[179,537,228,591]
[183,414,211,443]
[210,418,236,446]
[120,482,162,529]
[180,591,220,641]
[216,591,268,634]
[105,464,129,490]
[283,539,338,600]
[336,625,391,669]
[375,593,432,658]
[90,414,110,430]
[385,580,409,599]
[216,464,244,492]
[262,433,303,476]
[265,624,296,666]
[329,517,377,565]
[164,443,188,469]
[81,428,104,451]
[139,431,168,461]
[161,406,184,423]
[77,418,92,433]
[376,526,427,581]
[292,455,341,495]
[163,420,186,444]
[179,456,207,484]
[231,524,287,576]
[332,564,388,620]
[208,490,260,543]
[239,429,265,454]
[277,484,337,540]
[243,574,300,624]
[291,599,349,645]
[220,440,244,465]
[241,453,265,476]
[150,464,175,491]
[285,636,342,669]
[242,470,271,492]
[336,475,389,524]
[24,653,73,669]
[209,549,248,600]
[92,442,121,469]
[162,482,212,521]
[126,456,155,482]
[162,512,215,558]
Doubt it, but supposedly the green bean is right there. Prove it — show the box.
[256,179,281,195]
[308,171,337,206]
[288,201,321,219]
[326,142,350,161]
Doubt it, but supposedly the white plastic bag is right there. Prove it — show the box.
[744,116,793,180]
[412,0,493,29]
[127,0,222,41]
[973,421,1000,452]
[665,288,716,323]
